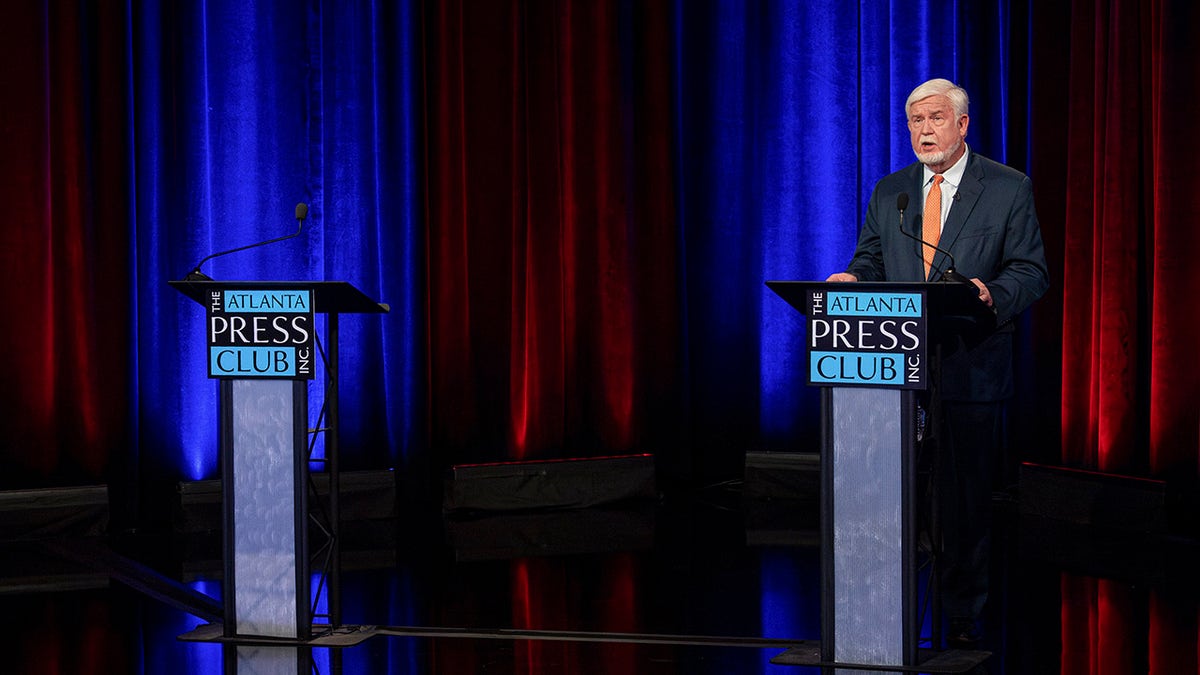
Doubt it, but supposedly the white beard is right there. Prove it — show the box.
[915,138,962,167]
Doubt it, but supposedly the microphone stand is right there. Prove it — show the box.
[184,203,309,282]
[896,196,977,295]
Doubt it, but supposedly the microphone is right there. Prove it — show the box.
[184,202,309,281]
[894,192,977,291]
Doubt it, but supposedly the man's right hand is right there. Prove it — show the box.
[825,272,859,282]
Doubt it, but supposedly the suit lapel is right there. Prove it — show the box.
[934,153,984,277]
[902,165,928,281]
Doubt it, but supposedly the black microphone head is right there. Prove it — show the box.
[184,269,214,282]
[295,202,308,221]
[896,192,909,212]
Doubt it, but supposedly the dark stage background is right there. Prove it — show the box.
[2,1,1199,672]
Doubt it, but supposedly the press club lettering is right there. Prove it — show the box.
[206,290,315,379]
[806,290,928,389]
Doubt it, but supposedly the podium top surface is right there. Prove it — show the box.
[766,280,994,326]
[170,279,389,314]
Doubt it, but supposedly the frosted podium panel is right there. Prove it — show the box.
[832,386,904,669]
[230,378,303,638]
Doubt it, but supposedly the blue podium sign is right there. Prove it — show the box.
[806,289,927,389]
[206,288,315,379]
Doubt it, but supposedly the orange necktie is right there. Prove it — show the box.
[922,174,944,278]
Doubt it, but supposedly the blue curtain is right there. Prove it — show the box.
[130,1,423,498]
[674,1,1028,475]
[117,0,1029,501]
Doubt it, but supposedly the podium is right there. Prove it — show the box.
[765,281,992,672]
[171,279,388,641]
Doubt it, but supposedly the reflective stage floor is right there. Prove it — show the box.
[1,480,1196,674]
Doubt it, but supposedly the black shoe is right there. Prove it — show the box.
[947,619,981,649]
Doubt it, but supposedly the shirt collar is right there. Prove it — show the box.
[923,144,970,188]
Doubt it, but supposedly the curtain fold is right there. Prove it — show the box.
[1060,575,1142,675]
[0,0,1195,561]
[1146,0,1200,479]
[1056,0,1200,478]
[121,0,427,516]
[1042,0,1200,670]
[424,0,676,465]
[2,0,1069,496]
[5,0,1200,670]
[675,1,1036,481]
[0,1,130,488]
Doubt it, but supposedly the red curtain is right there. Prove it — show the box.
[0,2,130,487]
[422,0,678,464]
[508,555,641,673]
[1061,576,1141,675]
[1053,0,1200,478]
[1039,0,1200,671]
[1060,574,1200,675]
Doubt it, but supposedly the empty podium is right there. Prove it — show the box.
[172,279,387,641]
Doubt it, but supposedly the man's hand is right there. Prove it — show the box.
[826,272,859,282]
[971,278,994,307]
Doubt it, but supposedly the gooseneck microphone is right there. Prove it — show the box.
[184,203,309,282]
[894,192,976,292]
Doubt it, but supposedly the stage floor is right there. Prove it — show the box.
[0,483,1194,674]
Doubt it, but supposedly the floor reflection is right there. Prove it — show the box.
[1,489,1197,673]
[231,646,312,675]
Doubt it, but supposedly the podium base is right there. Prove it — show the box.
[178,622,376,647]
[769,644,990,672]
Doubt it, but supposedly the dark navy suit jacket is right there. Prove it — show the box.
[844,150,1049,401]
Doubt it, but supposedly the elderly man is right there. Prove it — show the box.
[827,78,1049,647]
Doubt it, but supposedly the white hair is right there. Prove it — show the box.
[905,78,969,118]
